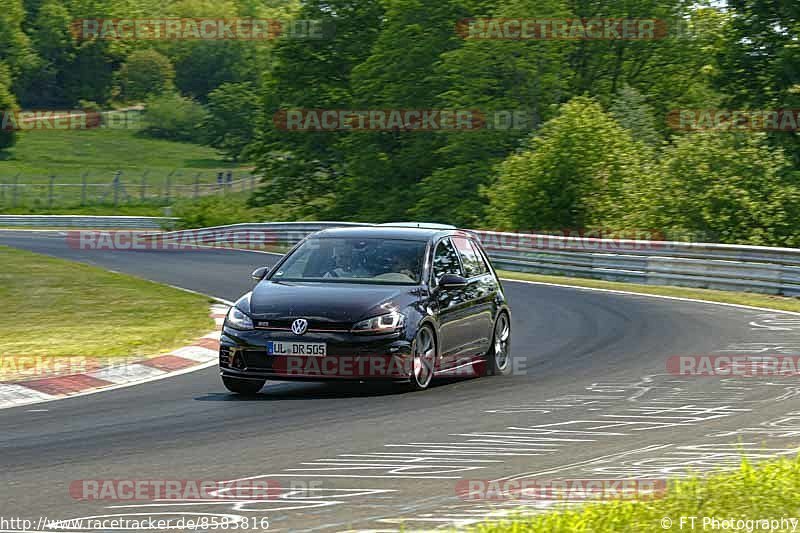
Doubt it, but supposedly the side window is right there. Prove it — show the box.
[469,239,490,275]
[432,238,463,282]
[453,236,488,278]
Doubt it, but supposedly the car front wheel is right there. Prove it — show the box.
[408,326,436,391]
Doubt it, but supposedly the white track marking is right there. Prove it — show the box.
[169,346,218,362]
[0,384,56,407]
[88,364,167,384]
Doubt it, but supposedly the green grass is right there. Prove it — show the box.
[498,270,800,313]
[0,245,214,359]
[0,126,249,184]
[473,457,800,532]
[0,204,170,216]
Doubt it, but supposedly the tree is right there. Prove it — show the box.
[118,49,175,101]
[248,0,385,219]
[486,96,651,232]
[411,0,574,226]
[23,0,74,106]
[205,82,261,160]
[329,0,471,221]
[0,62,18,151]
[715,0,800,164]
[609,85,662,147]
[0,0,35,77]
[632,131,800,245]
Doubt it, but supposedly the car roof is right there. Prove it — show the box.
[312,225,467,241]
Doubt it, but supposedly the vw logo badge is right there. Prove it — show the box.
[291,318,308,336]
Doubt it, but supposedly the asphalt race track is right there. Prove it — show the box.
[3,230,800,531]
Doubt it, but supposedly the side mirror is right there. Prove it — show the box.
[251,266,269,281]
[438,273,468,289]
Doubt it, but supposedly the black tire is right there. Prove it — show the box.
[485,312,511,376]
[407,326,437,391]
[222,375,266,395]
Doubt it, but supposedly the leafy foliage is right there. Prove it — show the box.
[0,62,18,151]
[632,132,800,246]
[486,96,652,232]
[204,82,261,161]
[117,49,175,101]
[141,92,209,143]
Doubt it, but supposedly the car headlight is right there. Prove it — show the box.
[226,306,254,330]
[351,311,404,334]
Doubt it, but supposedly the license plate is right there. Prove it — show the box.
[267,341,327,356]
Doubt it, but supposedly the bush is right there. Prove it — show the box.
[171,193,262,229]
[486,96,652,232]
[141,92,209,143]
[631,131,800,246]
[117,49,175,101]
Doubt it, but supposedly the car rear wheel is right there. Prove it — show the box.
[408,326,436,391]
[486,313,511,376]
[222,375,266,395]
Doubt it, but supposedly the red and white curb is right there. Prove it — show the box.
[0,304,230,410]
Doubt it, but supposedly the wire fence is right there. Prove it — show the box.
[0,171,260,208]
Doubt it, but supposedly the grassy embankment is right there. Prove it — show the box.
[473,458,800,532]
[0,245,214,361]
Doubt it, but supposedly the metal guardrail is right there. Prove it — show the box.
[145,222,371,247]
[148,222,800,297]
[0,215,176,228]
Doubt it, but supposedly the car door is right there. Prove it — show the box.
[430,237,470,369]
[451,235,497,359]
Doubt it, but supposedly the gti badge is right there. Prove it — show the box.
[291,318,308,336]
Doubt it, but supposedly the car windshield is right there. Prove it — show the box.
[269,237,428,284]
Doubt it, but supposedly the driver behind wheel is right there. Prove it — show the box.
[323,246,352,278]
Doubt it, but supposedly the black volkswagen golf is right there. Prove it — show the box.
[219,224,511,393]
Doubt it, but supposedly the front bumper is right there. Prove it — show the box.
[219,326,414,382]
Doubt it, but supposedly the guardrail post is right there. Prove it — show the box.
[80,172,88,205]
[11,174,18,207]
[113,171,121,207]
[226,171,233,194]
[140,172,147,202]
[48,175,55,208]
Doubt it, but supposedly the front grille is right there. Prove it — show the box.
[253,319,352,332]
